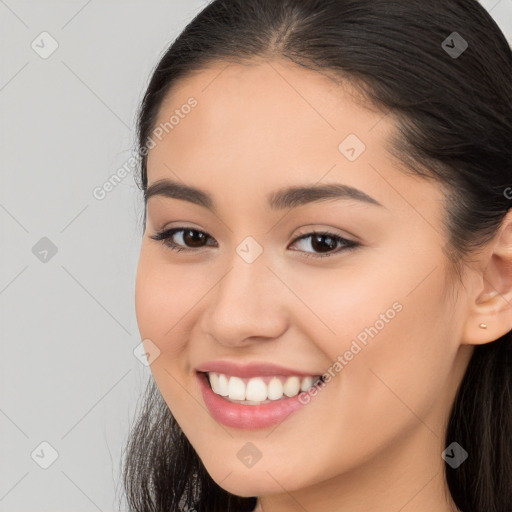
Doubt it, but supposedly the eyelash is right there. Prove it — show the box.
[149,227,359,259]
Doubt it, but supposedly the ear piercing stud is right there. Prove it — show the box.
[479,323,487,329]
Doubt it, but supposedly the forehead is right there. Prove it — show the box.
[144,59,438,219]
[152,60,386,161]
[150,58,381,147]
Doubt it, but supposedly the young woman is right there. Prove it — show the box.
[122,1,512,511]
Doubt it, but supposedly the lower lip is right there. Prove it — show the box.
[196,372,314,430]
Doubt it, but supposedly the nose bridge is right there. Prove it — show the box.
[219,233,270,302]
[203,242,287,344]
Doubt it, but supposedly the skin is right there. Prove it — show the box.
[134,58,512,512]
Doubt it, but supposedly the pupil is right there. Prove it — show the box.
[312,234,336,253]
[184,230,205,247]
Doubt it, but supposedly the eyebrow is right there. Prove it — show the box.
[145,178,384,212]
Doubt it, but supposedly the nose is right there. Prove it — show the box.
[200,253,289,347]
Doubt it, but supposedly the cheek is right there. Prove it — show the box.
[281,260,401,362]
[134,255,201,415]
[296,252,454,411]
[134,250,191,354]
[331,268,456,436]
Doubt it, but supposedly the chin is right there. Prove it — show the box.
[214,479,272,498]
[209,460,312,498]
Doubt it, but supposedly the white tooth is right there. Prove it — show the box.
[217,373,229,396]
[228,376,246,400]
[209,372,220,394]
[245,377,267,401]
[300,376,314,391]
[210,373,320,402]
[267,377,284,400]
[283,376,301,397]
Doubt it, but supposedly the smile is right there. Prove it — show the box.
[206,372,324,404]
[196,371,325,429]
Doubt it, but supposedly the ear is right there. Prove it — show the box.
[461,208,512,345]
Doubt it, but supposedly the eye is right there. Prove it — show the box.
[288,230,359,258]
[150,227,359,258]
[150,227,216,252]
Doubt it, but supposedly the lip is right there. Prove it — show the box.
[195,360,323,378]
[196,371,318,429]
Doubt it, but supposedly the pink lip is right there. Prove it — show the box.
[196,372,316,429]
[195,360,322,378]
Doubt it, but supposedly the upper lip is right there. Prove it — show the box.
[195,360,322,378]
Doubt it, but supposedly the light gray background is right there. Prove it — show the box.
[1,1,511,511]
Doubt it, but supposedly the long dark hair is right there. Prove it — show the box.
[122,1,512,511]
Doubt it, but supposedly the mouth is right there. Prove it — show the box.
[196,370,326,429]
[200,371,325,405]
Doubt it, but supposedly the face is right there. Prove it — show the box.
[134,58,474,500]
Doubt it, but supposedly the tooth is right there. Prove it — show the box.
[245,377,267,401]
[267,377,284,400]
[228,376,245,400]
[209,372,220,394]
[217,373,229,396]
[208,372,321,402]
[283,376,301,397]
[300,376,314,391]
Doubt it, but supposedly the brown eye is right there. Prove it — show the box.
[310,233,338,253]
[150,228,216,252]
[289,230,359,259]
[150,227,359,259]
[181,229,208,248]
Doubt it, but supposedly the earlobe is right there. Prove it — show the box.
[461,209,512,346]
